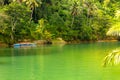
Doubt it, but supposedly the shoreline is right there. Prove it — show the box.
[0,39,118,48]
[97,40,118,42]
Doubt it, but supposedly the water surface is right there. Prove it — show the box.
[0,42,120,80]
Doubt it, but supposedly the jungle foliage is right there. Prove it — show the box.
[0,0,120,46]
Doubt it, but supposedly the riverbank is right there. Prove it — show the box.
[0,39,118,48]
[97,40,118,42]
[0,42,7,48]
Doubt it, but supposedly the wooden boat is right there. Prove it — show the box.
[14,43,36,48]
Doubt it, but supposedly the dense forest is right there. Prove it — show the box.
[0,0,120,46]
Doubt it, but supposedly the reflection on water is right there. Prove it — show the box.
[0,61,11,65]
[0,42,120,80]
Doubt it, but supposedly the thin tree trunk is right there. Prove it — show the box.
[71,16,75,28]
[11,19,17,43]
[30,8,34,21]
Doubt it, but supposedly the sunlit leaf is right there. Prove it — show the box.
[103,49,120,67]
[106,22,120,36]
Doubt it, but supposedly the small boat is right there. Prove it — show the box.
[14,43,36,48]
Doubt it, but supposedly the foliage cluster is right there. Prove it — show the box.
[0,0,120,46]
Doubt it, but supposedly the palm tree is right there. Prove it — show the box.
[82,0,98,27]
[23,0,39,20]
[106,9,120,36]
[106,22,120,36]
[103,10,120,66]
[13,0,40,20]
[70,1,79,27]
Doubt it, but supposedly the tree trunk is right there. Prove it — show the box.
[71,16,75,28]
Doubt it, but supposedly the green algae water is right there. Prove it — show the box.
[0,42,120,80]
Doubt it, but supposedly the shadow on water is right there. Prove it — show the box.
[0,61,12,65]
[0,49,44,57]
[1,42,119,57]
[0,45,65,57]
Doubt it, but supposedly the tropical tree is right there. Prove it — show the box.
[70,1,79,27]
[22,0,40,20]
[0,2,31,46]
[103,3,120,67]
[13,0,41,21]
[35,18,45,39]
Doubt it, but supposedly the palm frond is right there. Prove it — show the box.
[106,22,120,36]
[103,49,120,67]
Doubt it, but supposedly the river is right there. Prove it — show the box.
[0,42,120,80]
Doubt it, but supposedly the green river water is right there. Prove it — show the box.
[0,42,120,80]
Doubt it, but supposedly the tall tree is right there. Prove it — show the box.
[23,0,40,20]
[0,2,31,46]
[70,1,79,28]
[13,0,41,20]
